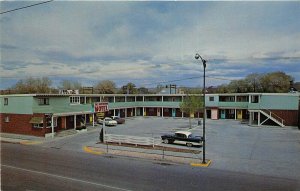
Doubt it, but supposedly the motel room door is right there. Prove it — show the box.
[237,110,243,120]
[211,109,218,120]
[172,108,176,117]
[220,110,226,119]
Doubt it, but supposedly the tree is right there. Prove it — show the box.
[180,95,204,128]
[59,80,82,90]
[180,87,202,94]
[12,77,52,94]
[216,84,229,93]
[94,80,116,94]
[260,71,293,93]
[215,71,293,93]
[244,73,263,92]
[137,87,149,94]
[121,83,137,94]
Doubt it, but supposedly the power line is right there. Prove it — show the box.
[0,0,54,15]
[138,76,233,86]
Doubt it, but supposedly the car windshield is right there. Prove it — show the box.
[175,133,187,138]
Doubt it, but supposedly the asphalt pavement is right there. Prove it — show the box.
[1,117,300,181]
[2,143,299,191]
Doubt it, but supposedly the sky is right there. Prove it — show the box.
[1,1,300,89]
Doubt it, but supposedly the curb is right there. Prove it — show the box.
[190,160,212,167]
[83,146,104,155]
[83,145,206,165]
[20,140,43,145]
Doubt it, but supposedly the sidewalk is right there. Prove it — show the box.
[0,133,45,144]
[0,124,100,144]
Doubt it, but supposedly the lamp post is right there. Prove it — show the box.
[195,53,206,164]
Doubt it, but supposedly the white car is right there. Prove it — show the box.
[97,117,117,126]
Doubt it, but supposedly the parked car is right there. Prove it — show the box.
[97,117,117,126]
[161,131,203,147]
[111,116,125,124]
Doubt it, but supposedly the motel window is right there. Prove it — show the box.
[80,97,85,104]
[4,98,8,105]
[33,123,43,128]
[4,116,10,123]
[209,97,214,101]
[251,95,259,103]
[70,96,80,104]
[38,98,49,105]
[30,117,44,128]
[46,117,57,128]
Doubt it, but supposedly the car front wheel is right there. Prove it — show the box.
[163,139,169,144]
[186,143,193,147]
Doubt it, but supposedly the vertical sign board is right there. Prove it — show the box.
[94,102,109,113]
[94,102,109,143]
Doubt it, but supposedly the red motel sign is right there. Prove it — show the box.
[94,102,109,112]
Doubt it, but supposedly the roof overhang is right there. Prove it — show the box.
[29,117,43,124]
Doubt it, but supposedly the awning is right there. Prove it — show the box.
[29,117,44,124]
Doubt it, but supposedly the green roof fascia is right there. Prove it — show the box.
[0,96,33,114]
[218,102,249,109]
[108,101,181,109]
[259,95,299,110]
[33,104,93,114]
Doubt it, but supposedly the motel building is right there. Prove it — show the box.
[0,92,299,137]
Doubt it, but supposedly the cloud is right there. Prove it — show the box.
[1,1,299,89]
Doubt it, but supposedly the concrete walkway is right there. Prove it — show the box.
[1,133,45,144]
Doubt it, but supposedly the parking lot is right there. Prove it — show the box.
[103,117,202,140]
[4,116,298,180]
[98,117,300,180]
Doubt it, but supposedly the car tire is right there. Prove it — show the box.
[163,139,169,144]
[186,143,193,147]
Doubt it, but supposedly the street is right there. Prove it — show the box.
[1,143,299,191]
[36,117,300,180]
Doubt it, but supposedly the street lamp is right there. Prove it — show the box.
[195,53,206,164]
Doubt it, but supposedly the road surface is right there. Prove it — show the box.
[1,143,299,191]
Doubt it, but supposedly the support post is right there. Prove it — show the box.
[74,115,76,130]
[235,109,237,120]
[92,113,95,127]
[102,120,106,143]
[258,112,261,126]
[51,115,54,138]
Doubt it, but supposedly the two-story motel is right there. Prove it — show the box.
[1,93,299,137]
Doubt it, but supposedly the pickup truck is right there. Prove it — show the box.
[161,131,203,147]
